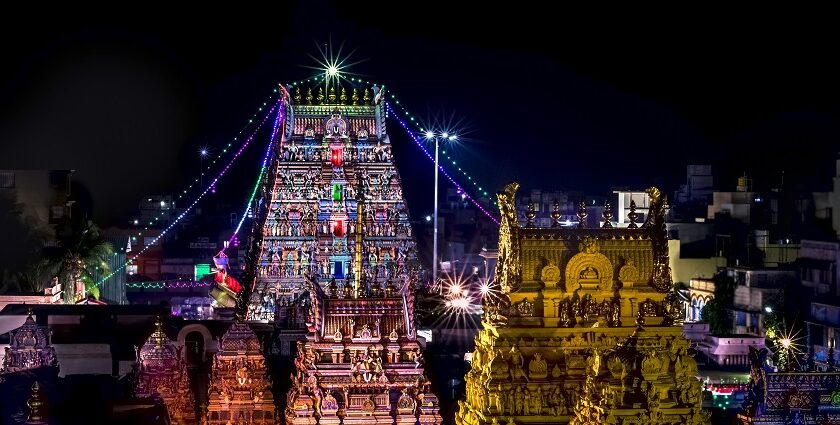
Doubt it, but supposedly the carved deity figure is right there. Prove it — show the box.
[311,386,323,417]
[532,386,543,414]
[236,366,250,386]
[528,352,548,379]
[413,348,424,369]
[508,345,527,381]
[609,298,621,327]
[559,299,571,328]
[494,182,520,301]
[513,386,524,415]
[548,385,567,416]
[580,266,599,280]
[587,349,601,376]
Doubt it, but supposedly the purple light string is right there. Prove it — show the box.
[132,92,281,233]
[225,88,288,249]
[96,101,279,288]
[384,102,500,225]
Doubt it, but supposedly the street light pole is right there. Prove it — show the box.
[426,131,456,295]
[433,135,439,294]
[200,148,208,189]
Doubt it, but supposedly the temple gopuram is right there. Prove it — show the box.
[736,347,840,424]
[236,80,439,423]
[134,317,195,424]
[455,183,708,425]
[1,309,58,374]
[205,321,275,424]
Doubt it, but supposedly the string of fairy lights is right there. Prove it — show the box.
[383,92,495,206]
[94,98,281,288]
[102,72,497,289]
[126,280,213,289]
[284,74,497,214]
[132,91,281,232]
[224,86,289,251]
[384,101,500,224]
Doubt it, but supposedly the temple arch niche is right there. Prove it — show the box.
[565,237,614,291]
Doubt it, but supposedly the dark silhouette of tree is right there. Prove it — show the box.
[700,271,736,335]
[0,192,49,293]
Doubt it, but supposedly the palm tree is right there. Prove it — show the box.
[43,221,113,303]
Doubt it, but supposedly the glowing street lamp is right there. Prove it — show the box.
[425,131,457,294]
[199,147,209,189]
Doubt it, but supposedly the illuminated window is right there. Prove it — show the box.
[332,184,343,201]
[195,263,212,281]
[333,220,345,237]
[331,147,343,166]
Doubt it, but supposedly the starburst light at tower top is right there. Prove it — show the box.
[235,55,439,422]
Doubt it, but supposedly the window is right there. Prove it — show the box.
[735,311,747,326]
[50,205,66,222]
[812,327,825,346]
[814,304,827,321]
[0,171,14,188]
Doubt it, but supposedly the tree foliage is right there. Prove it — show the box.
[761,276,806,370]
[0,192,50,293]
[700,272,736,335]
[42,221,113,302]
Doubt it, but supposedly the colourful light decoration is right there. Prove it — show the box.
[105,72,496,290]
[130,91,282,234]
[385,102,499,225]
[225,85,289,250]
[281,74,494,210]
[95,99,281,288]
[194,263,212,281]
[303,41,364,92]
[282,74,496,211]
[126,280,214,289]
[384,92,494,204]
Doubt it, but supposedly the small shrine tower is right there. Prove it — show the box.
[1,309,58,373]
[135,316,195,424]
[205,321,275,424]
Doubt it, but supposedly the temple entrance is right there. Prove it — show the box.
[185,331,204,366]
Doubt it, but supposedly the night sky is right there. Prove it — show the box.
[2,5,839,226]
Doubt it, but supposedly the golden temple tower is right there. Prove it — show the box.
[455,183,709,425]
